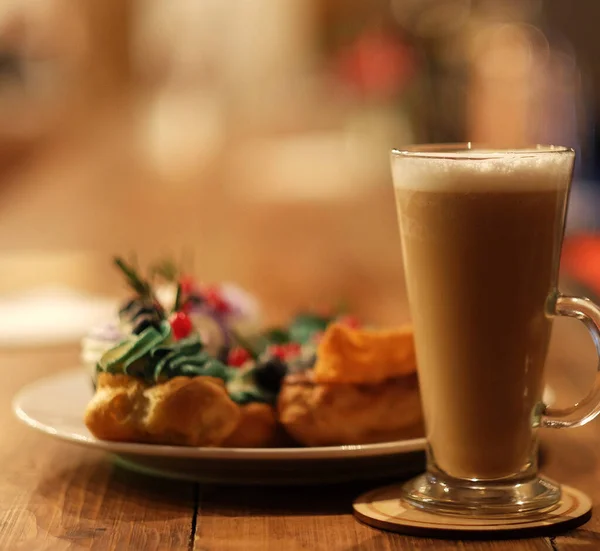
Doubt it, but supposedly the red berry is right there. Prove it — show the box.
[228,347,251,367]
[284,342,301,357]
[337,315,361,329]
[269,345,287,360]
[169,311,193,340]
[268,343,300,360]
[203,285,231,314]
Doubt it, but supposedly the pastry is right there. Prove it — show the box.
[85,372,241,446]
[277,323,424,446]
[83,257,278,447]
[83,256,424,449]
[80,257,262,384]
[313,322,417,384]
[222,402,286,448]
[278,371,423,446]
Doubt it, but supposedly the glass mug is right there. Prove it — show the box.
[391,144,600,516]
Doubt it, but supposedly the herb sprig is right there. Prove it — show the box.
[114,256,165,318]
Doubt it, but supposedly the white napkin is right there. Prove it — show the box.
[0,287,117,347]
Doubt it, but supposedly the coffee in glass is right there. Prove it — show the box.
[392,144,600,515]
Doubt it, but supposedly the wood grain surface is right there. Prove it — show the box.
[0,263,598,550]
[0,128,598,548]
[0,346,196,551]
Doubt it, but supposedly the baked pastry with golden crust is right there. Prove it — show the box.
[85,373,241,446]
[278,370,423,446]
[278,323,423,446]
[222,402,286,448]
[84,258,424,450]
[313,322,417,384]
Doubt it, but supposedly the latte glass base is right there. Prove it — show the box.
[401,472,562,517]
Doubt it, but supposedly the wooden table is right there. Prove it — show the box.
[0,36,599,547]
[0,287,599,551]
[0,121,597,548]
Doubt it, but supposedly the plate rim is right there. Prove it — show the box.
[13,368,427,460]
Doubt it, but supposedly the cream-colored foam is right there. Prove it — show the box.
[392,149,574,192]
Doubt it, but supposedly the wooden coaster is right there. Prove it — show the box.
[353,483,592,540]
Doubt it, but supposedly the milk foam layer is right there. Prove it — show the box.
[392,149,575,193]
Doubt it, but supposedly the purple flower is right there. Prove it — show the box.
[87,321,124,342]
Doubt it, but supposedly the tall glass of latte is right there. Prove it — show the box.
[392,144,600,515]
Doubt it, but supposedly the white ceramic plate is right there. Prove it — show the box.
[12,370,557,485]
[13,370,427,485]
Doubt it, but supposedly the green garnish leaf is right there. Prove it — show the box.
[288,312,330,344]
[173,283,182,313]
[113,256,166,318]
[264,327,290,344]
[114,256,152,297]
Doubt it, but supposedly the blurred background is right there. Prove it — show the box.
[0,0,599,338]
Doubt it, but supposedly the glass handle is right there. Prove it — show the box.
[542,295,600,429]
